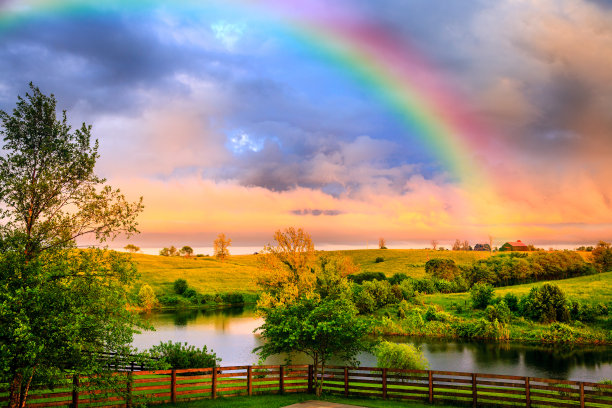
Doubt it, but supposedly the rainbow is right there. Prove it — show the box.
[0,0,494,187]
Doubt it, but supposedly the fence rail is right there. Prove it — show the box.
[1,365,610,408]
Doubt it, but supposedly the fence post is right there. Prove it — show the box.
[428,370,433,404]
[247,366,252,396]
[472,373,477,408]
[212,367,217,399]
[307,365,313,394]
[580,382,585,408]
[382,368,387,400]
[126,372,133,408]
[525,377,531,408]
[344,367,349,397]
[279,366,285,395]
[171,369,176,404]
[71,375,79,408]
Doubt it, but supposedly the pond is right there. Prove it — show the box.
[132,307,612,382]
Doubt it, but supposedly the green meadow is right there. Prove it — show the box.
[134,249,492,295]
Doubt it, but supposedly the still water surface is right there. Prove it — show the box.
[132,307,612,382]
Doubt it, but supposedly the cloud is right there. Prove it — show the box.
[211,20,246,50]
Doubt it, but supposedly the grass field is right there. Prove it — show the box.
[424,271,612,310]
[133,249,493,295]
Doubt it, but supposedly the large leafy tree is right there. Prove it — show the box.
[0,84,144,408]
[255,297,369,396]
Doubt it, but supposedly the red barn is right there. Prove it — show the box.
[500,240,529,251]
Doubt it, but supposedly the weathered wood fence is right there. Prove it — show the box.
[1,365,611,408]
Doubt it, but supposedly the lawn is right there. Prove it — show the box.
[424,271,612,310]
[159,394,450,408]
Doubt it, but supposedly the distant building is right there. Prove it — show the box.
[499,240,529,251]
[473,243,491,251]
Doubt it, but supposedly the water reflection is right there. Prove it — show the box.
[133,308,612,382]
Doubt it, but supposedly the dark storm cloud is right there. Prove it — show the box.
[291,209,342,216]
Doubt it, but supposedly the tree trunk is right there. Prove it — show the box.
[8,373,23,408]
[19,369,35,408]
[317,363,326,397]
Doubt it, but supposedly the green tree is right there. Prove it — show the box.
[425,258,459,280]
[148,341,220,369]
[255,297,369,396]
[520,284,570,323]
[138,284,158,311]
[592,241,612,272]
[173,278,188,295]
[0,84,144,408]
[124,244,140,253]
[470,282,494,309]
[180,245,194,257]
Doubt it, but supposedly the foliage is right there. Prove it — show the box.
[378,237,386,249]
[520,284,570,323]
[173,278,189,295]
[314,255,355,300]
[213,233,231,261]
[503,293,519,312]
[138,284,158,311]
[256,227,316,307]
[348,271,386,284]
[160,246,179,256]
[592,241,612,272]
[374,341,428,371]
[375,256,384,263]
[255,297,370,396]
[352,286,376,314]
[180,246,194,257]
[221,293,245,304]
[470,283,494,309]
[485,301,511,324]
[425,259,459,280]
[148,341,220,369]
[124,244,140,253]
[0,84,144,408]
[389,273,408,285]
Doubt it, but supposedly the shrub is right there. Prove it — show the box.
[158,294,179,305]
[222,293,245,304]
[411,278,437,294]
[398,280,416,300]
[397,300,411,319]
[183,288,198,299]
[540,323,577,343]
[362,280,394,307]
[375,257,384,263]
[520,284,570,323]
[353,287,376,314]
[375,341,428,371]
[425,258,460,280]
[424,306,438,322]
[348,272,387,284]
[389,273,409,285]
[173,278,188,295]
[138,284,158,311]
[148,341,220,369]
[503,293,519,312]
[470,283,494,309]
[485,301,511,324]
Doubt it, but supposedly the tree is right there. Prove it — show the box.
[180,245,194,258]
[0,84,144,408]
[488,235,494,252]
[430,239,439,250]
[470,282,494,309]
[257,227,317,307]
[378,237,387,249]
[592,241,612,272]
[462,240,471,251]
[255,297,370,396]
[173,278,188,295]
[138,284,158,311]
[452,239,462,251]
[520,284,570,323]
[213,233,231,261]
[124,244,140,253]
[425,258,459,280]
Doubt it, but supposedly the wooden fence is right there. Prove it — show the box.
[1,365,611,408]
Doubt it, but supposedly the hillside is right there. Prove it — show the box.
[133,249,493,295]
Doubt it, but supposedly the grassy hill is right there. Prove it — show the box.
[133,249,493,295]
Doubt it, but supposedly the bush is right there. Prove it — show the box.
[485,301,511,324]
[353,287,376,314]
[148,341,220,369]
[375,257,384,263]
[362,280,394,307]
[520,284,570,323]
[470,283,494,309]
[375,341,428,371]
[138,284,158,311]
[503,293,519,312]
[158,294,179,305]
[425,259,460,280]
[348,272,387,284]
[397,300,411,319]
[222,293,245,304]
[398,280,416,300]
[183,288,198,299]
[389,273,408,285]
[411,278,437,294]
[173,278,188,295]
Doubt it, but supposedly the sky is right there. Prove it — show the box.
[1,0,612,252]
